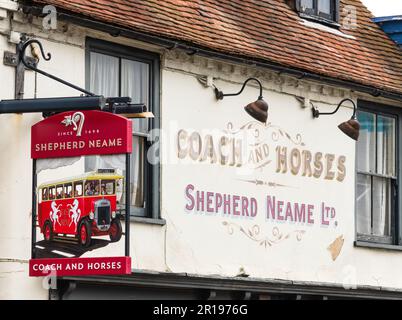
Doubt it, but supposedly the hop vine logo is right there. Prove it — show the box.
[61,112,85,137]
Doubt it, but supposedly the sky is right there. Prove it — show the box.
[362,0,402,17]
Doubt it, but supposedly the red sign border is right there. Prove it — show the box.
[31,110,133,159]
[29,256,131,277]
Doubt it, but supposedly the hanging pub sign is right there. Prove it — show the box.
[29,110,133,277]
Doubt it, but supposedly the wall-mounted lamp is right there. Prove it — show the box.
[311,98,360,141]
[214,77,268,123]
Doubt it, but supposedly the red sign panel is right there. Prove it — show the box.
[29,256,131,277]
[31,110,132,159]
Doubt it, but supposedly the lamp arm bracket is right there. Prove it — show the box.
[311,98,357,119]
[215,77,263,100]
[19,38,96,97]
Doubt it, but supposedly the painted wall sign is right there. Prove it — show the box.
[31,110,132,159]
[175,116,346,252]
[177,121,347,183]
[30,110,132,277]
[184,184,338,227]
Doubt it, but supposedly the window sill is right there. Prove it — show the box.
[354,241,402,252]
[298,12,340,29]
[130,216,166,226]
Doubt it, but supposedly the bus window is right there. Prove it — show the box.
[116,179,123,203]
[49,186,56,200]
[64,183,73,198]
[101,180,115,195]
[84,180,100,196]
[56,185,64,199]
[74,181,83,197]
[42,188,48,201]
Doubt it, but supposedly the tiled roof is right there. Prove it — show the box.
[30,0,402,95]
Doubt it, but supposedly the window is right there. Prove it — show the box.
[74,181,83,197]
[49,186,56,200]
[85,180,100,196]
[56,185,64,199]
[101,180,115,196]
[86,38,160,219]
[356,102,398,245]
[42,188,48,201]
[64,183,73,199]
[296,0,339,24]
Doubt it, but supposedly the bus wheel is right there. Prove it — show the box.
[44,221,53,242]
[109,219,122,242]
[78,220,92,248]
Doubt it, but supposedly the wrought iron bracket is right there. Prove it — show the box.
[214,77,264,100]
[0,37,154,117]
[3,51,37,68]
[311,98,357,119]
[18,38,96,96]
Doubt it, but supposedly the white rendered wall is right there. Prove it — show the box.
[1,5,402,299]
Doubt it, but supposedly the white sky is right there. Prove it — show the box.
[362,0,402,17]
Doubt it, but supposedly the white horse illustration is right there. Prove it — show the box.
[68,199,81,227]
[50,201,62,228]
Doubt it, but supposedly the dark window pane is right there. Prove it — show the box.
[85,180,100,196]
[357,111,376,173]
[121,59,149,106]
[56,185,63,199]
[300,0,314,9]
[372,177,392,237]
[64,184,72,198]
[89,52,119,97]
[121,59,150,135]
[356,174,371,235]
[318,0,331,14]
[131,136,145,208]
[377,115,396,177]
[41,188,48,201]
[119,137,145,211]
[101,180,115,195]
[74,181,83,197]
[49,187,55,200]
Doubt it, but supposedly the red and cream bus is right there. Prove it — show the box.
[37,170,124,247]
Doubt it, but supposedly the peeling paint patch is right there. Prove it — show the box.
[328,236,344,261]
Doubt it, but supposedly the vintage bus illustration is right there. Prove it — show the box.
[37,170,124,247]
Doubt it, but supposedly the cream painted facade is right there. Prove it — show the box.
[1,0,402,299]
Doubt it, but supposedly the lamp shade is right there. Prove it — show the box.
[244,98,268,123]
[338,118,360,141]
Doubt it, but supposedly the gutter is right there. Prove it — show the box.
[21,3,402,104]
[61,270,402,300]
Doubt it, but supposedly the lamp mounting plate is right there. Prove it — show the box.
[214,87,224,100]
[312,106,320,118]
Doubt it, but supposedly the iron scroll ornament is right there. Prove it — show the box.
[19,38,96,97]
[0,38,152,116]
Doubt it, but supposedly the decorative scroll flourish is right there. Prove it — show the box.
[223,121,306,147]
[237,178,296,189]
[222,222,306,248]
[224,121,267,135]
[268,123,305,146]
